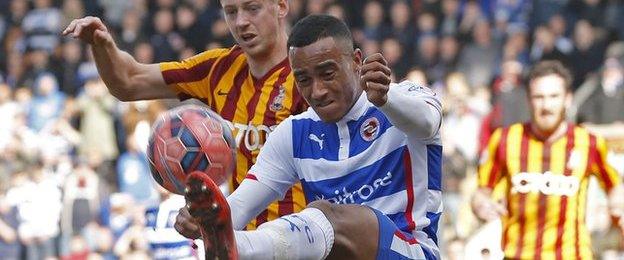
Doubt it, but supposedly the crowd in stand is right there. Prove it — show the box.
[0,0,623,259]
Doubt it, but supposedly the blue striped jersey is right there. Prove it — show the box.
[145,195,197,260]
[249,81,443,255]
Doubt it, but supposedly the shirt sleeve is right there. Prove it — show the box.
[248,117,299,198]
[478,128,506,189]
[159,48,229,103]
[591,135,622,192]
[378,80,442,139]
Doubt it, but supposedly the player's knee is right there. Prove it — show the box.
[308,201,378,259]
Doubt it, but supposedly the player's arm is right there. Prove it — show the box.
[228,118,300,229]
[360,53,441,139]
[472,128,508,221]
[582,122,624,141]
[590,135,624,231]
[63,16,176,101]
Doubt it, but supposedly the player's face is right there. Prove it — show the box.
[221,0,286,57]
[290,37,363,123]
[528,74,569,134]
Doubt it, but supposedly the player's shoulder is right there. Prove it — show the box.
[193,45,244,61]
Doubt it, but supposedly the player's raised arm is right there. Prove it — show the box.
[63,16,176,101]
[360,53,442,139]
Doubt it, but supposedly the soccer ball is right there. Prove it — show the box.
[147,104,235,195]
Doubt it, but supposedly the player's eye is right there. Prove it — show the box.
[322,70,335,80]
[224,8,237,16]
[247,4,261,13]
[296,77,311,86]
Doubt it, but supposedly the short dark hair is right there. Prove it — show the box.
[527,60,573,91]
[287,14,353,50]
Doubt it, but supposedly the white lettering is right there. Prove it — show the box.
[315,172,394,204]
[511,172,580,196]
[226,122,275,152]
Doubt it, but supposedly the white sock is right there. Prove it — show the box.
[235,208,335,260]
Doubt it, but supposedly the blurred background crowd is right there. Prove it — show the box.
[0,0,623,259]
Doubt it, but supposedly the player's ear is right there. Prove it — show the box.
[276,0,288,19]
[353,48,362,74]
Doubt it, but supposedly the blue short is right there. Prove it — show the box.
[372,208,437,260]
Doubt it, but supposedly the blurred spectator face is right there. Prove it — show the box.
[442,0,459,16]
[15,88,32,104]
[419,34,438,61]
[179,47,197,60]
[418,13,437,33]
[34,0,52,9]
[602,58,623,89]
[29,49,50,70]
[363,1,384,27]
[306,0,325,14]
[473,20,491,46]
[157,0,176,9]
[62,0,85,20]
[211,19,230,39]
[154,9,174,35]
[462,1,482,23]
[10,0,28,18]
[221,0,286,58]
[382,38,402,66]
[134,42,154,63]
[361,39,380,56]
[176,5,197,30]
[548,14,567,37]
[501,60,523,80]
[528,74,569,134]
[390,1,411,28]
[37,74,58,96]
[573,20,594,50]
[440,36,459,61]
[406,69,428,86]
[287,0,304,22]
[325,4,345,21]
[446,73,470,99]
[122,10,141,32]
[535,26,555,50]
[62,40,82,63]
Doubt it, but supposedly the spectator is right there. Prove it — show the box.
[570,20,606,89]
[116,134,158,206]
[28,73,66,132]
[458,20,500,88]
[0,186,20,259]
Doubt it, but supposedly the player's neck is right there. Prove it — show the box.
[530,122,568,143]
[247,33,288,79]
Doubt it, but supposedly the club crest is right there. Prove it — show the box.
[360,117,380,142]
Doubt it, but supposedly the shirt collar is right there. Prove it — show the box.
[338,93,368,123]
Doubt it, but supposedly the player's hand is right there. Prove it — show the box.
[360,53,392,107]
[471,190,507,222]
[174,206,202,239]
[62,16,113,46]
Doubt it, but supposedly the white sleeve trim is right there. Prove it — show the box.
[378,81,442,139]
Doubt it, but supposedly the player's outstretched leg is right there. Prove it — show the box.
[185,171,238,260]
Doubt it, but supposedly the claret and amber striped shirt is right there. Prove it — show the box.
[160,46,308,229]
[478,122,621,260]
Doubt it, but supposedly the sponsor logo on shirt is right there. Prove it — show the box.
[226,122,277,152]
[314,171,393,204]
[511,172,580,196]
[309,133,324,150]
